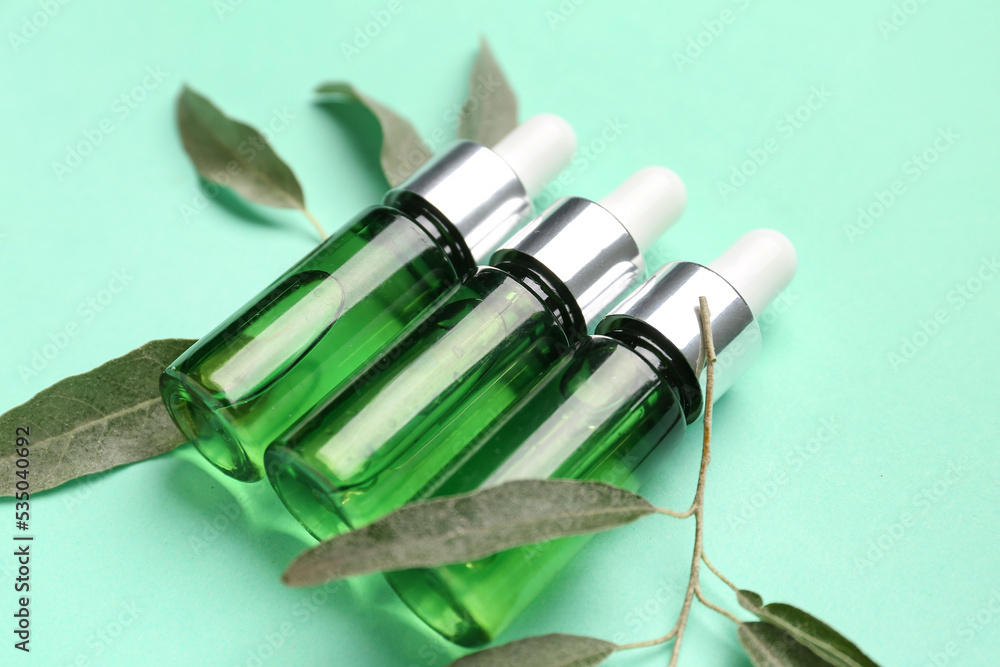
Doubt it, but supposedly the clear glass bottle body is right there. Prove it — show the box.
[161,197,472,482]
[384,324,691,646]
[265,263,585,539]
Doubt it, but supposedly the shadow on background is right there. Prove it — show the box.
[313,99,391,197]
[197,177,319,244]
[163,445,464,665]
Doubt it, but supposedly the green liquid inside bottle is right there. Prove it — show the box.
[161,204,469,482]
[266,266,580,538]
[383,331,689,646]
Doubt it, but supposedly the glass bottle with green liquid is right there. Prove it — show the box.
[265,166,689,538]
[160,116,577,482]
[382,230,798,646]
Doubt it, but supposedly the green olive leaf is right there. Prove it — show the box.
[738,591,880,667]
[739,622,832,666]
[738,590,765,611]
[457,37,518,147]
[448,634,617,667]
[0,339,195,496]
[177,85,307,211]
[282,479,656,587]
[315,82,431,186]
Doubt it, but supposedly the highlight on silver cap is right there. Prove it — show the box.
[390,140,532,263]
[492,196,646,327]
[600,261,761,418]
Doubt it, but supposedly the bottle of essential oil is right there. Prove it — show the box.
[383,230,798,646]
[160,116,577,482]
[265,167,688,539]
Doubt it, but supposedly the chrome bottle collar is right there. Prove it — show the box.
[491,197,646,328]
[598,261,761,418]
[386,141,532,263]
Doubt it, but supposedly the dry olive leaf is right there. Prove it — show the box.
[315,82,431,186]
[177,86,307,211]
[448,634,617,667]
[738,590,880,667]
[740,622,831,666]
[457,37,518,147]
[0,339,195,495]
[283,479,656,587]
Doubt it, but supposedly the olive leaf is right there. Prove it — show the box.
[176,86,326,238]
[737,591,879,667]
[315,82,431,187]
[0,339,195,496]
[457,37,518,147]
[282,479,656,587]
[739,622,831,666]
[448,634,616,667]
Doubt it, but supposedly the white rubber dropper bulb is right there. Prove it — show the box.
[597,166,688,252]
[708,229,798,317]
[491,114,577,199]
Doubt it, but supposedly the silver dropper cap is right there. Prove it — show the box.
[598,230,797,419]
[492,167,688,327]
[386,115,577,262]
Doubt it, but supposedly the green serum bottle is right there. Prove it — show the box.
[384,230,798,646]
[265,167,689,538]
[160,116,577,482]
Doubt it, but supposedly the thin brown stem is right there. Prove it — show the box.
[695,588,741,625]
[612,298,734,665]
[656,506,695,519]
[702,551,740,594]
[302,208,328,240]
[617,622,679,651]
[667,297,717,667]
[669,524,702,665]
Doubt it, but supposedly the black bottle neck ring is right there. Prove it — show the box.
[597,261,761,422]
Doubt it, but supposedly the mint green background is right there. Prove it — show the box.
[2,1,998,665]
